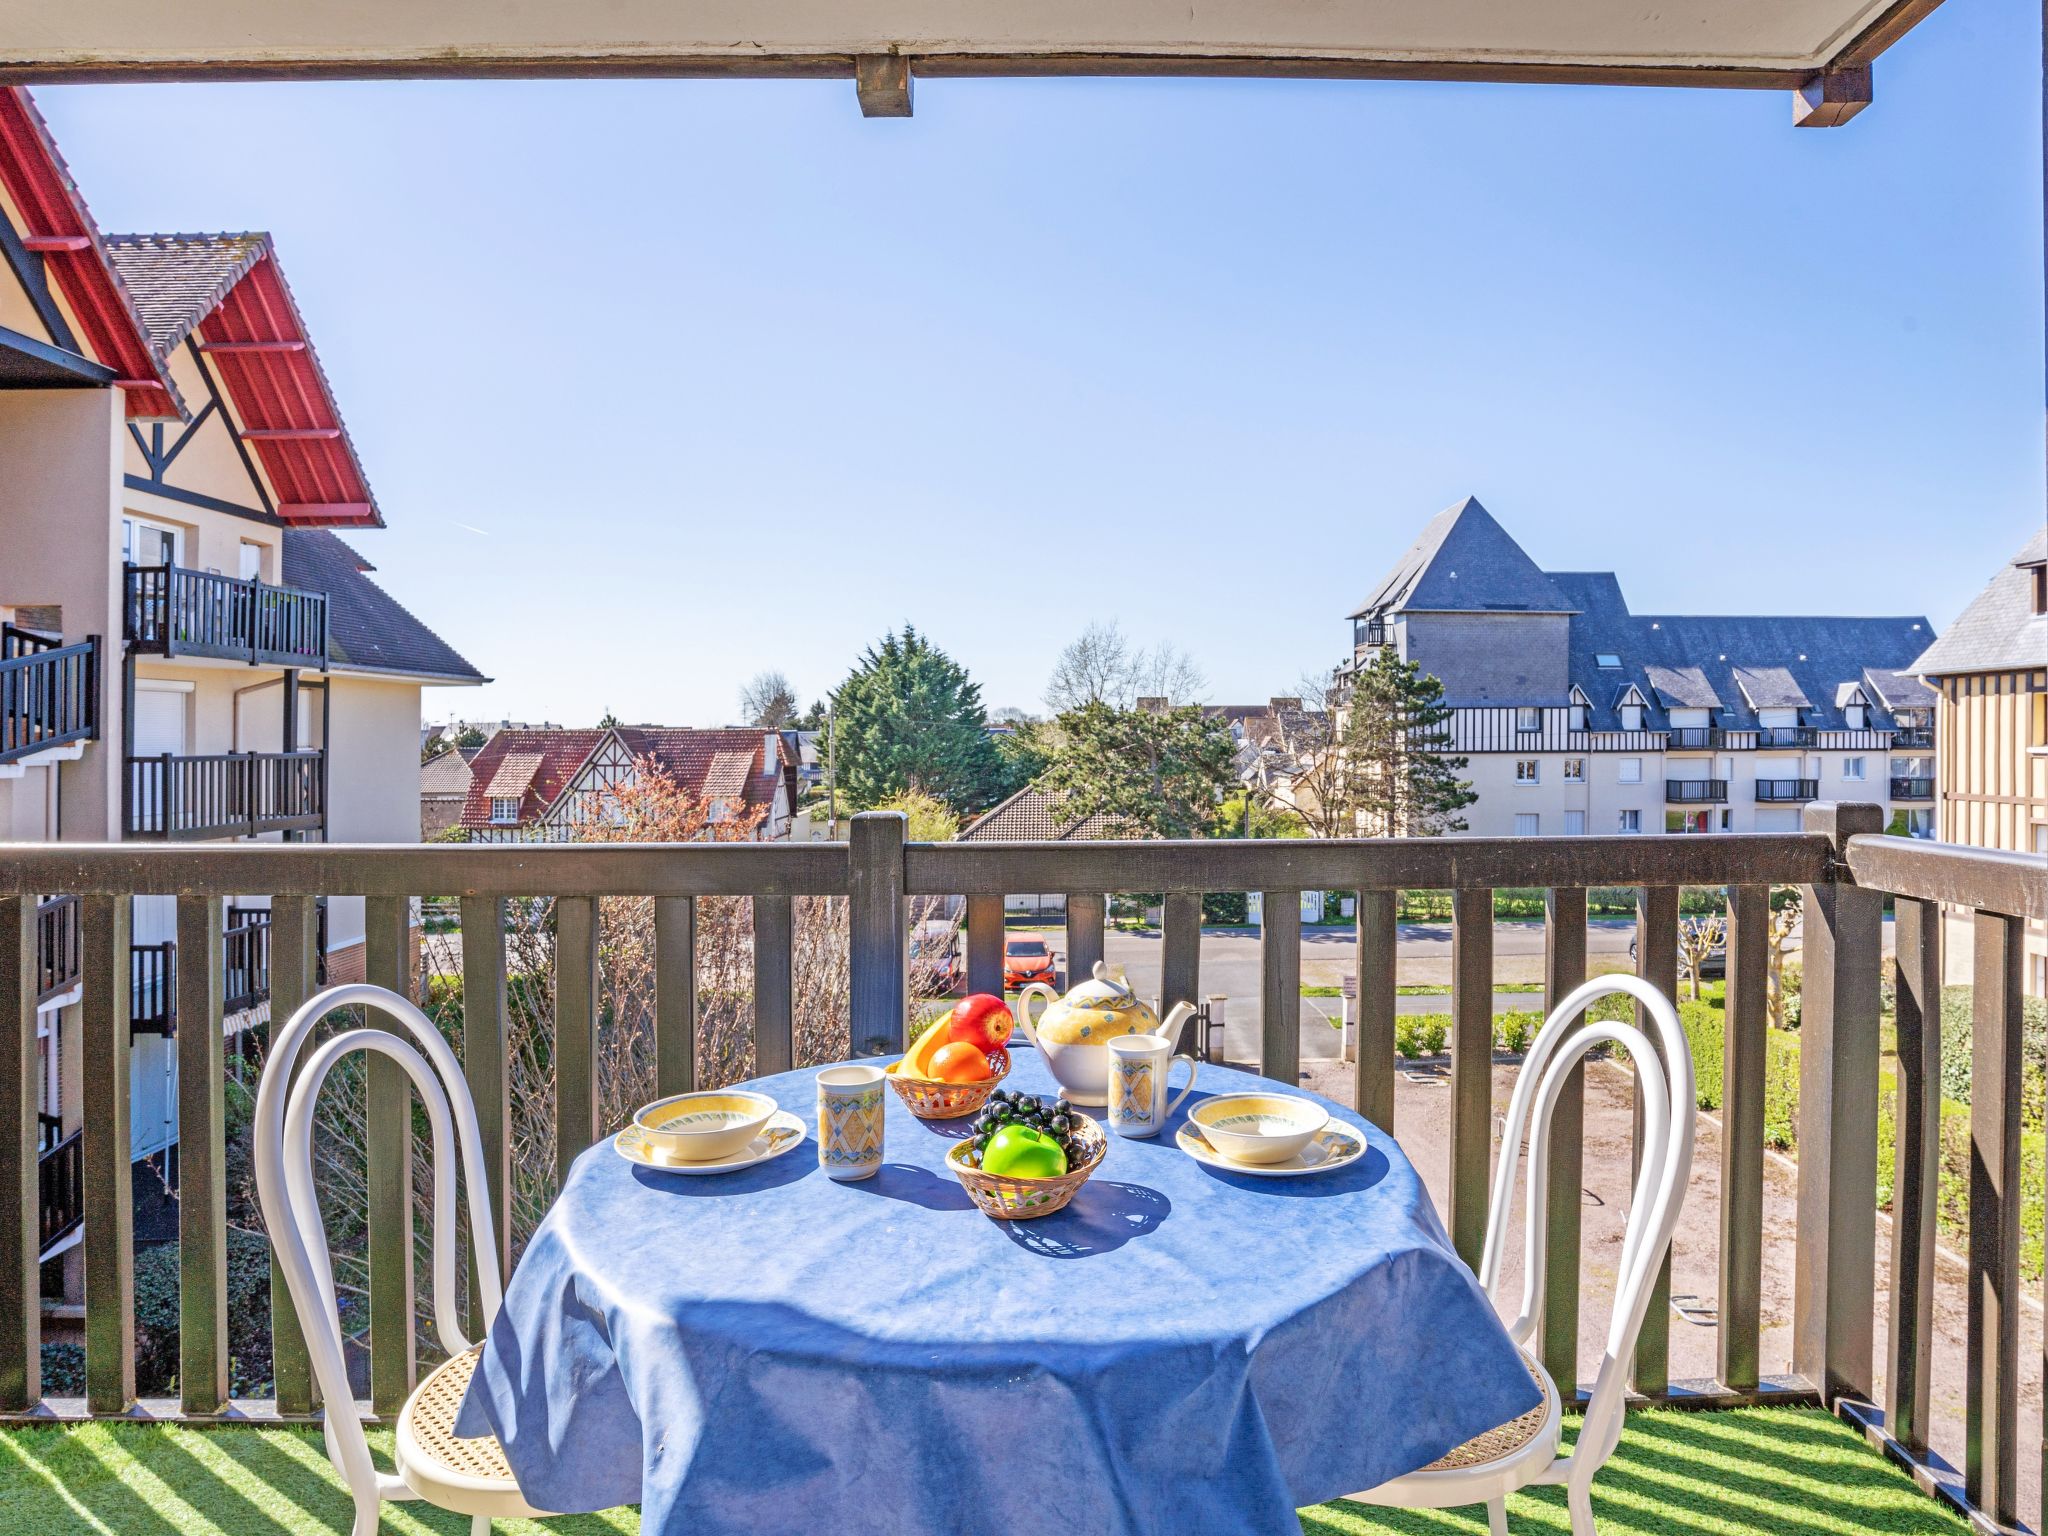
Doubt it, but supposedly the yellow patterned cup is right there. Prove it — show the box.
[1106,1033,1197,1139]
[817,1063,887,1181]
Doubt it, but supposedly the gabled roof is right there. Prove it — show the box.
[0,88,180,418]
[484,752,545,802]
[1861,666,1933,711]
[282,531,485,683]
[1911,528,2048,677]
[959,785,1137,842]
[615,728,793,819]
[459,729,606,828]
[1350,497,1575,619]
[1732,665,1810,711]
[420,750,474,798]
[1643,664,1722,710]
[106,233,384,528]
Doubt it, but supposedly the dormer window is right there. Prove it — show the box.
[1516,707,1541,732]
[490,796,519,825]
[1621,704,1644,731]
[1570,704,1588,731]
[1845,703,1866,729]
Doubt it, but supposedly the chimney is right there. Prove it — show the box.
[1269,697,1302,712]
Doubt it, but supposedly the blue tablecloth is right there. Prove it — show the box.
[456,1049,1539,1536]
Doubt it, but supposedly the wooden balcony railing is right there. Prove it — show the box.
[129,940,176,1037]
[124,750,326,840]
[1664,778,1727,803]
[0,636,98,768]
[36,1112,82,1258]
[1756,778,1819,802]
[124,564,328,670]
[1889,776,1935,801]
[223,909,271,1013]
[0,816,2038,1531]
[34,894,80,1004]
[1755,725,1817,747]
[1666,727,1735,750]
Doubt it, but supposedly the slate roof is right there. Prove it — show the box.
[959,786,1137,842]
[101,233,267,357]
[1910,529,2048,677]
[1642,664,1722,710]
[419,750,474,799]
[1539,568,1933,733]
[282,531,486,683]
[1861,666,1935,712]
[1350,497,1576,618]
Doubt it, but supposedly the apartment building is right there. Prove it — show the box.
[0,88,483,1267]
[1908,530,2047,995]
[1343,498,1939,838]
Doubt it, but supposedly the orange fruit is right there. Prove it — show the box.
[930,1041,992,1084]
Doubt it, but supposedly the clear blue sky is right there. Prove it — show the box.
[39,0,2044,726]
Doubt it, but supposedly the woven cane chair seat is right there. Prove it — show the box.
[395,1346,547,1518]
[1418,1351,1554,1473]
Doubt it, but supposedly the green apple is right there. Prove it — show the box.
[982,1123,1068,1179]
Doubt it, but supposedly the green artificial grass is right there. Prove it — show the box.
[0,1407,1968,1535]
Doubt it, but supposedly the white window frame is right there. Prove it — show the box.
[1843,756,1866,781]
[1515,707,1541,733]
[121,513,183,568]
[1515,759,1540,785]
[489,796,520,825]
[1618,809,1642,834]
[1596,654,1622,669]
[1618,757,1643,784]
[1562,758,1585,782]
[1621,704,1644,731]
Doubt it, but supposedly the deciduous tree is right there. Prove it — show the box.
[740,670,800,728]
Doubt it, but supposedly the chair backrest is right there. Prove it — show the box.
[1475,973,1696,1487]
[253,982,505,1501]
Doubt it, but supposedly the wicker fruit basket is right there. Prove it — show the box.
[946,1117,1106,1220]
[885,1050,1011,1120]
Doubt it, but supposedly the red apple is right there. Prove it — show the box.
[945,993,1014,1054]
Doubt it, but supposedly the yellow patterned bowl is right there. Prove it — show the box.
[1188,1094,1329,1165]
[633,1090,780,1163]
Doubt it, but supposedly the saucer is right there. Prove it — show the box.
[1176,1121,1366,1178]
[615,1109,805,1174]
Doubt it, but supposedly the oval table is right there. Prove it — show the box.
[456,1048,1539,1536]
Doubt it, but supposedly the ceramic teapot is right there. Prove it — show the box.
[1015,962,1197,1106]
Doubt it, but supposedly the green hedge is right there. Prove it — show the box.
[1936,984,2048,1126]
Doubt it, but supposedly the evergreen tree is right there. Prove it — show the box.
[1336,648,1477,836]
[1035,700,1237,839]
[831,627,1005,814]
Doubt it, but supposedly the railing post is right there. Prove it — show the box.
[848,812,907,1056]
[753,895,794,1076]
[1161,891,1203,1058]
[1966,909,2024,1526]
[1066,893,1106,986]
[1719,883,1769,1395]
[0,898,37,1409]
[966,892,1004,999]
[1887,896,1942,1451]
[1352,889,1397,1131]
[555,896,600,1184]
[654,897,696,1097]
[1539,886,1586,1392]
[459,896,511,1335]
[1632,884,1678,1395]
[1259,889,1301,1086]
[1448,887,1493,1271]
[266,896,319,1415]
[1792,801,1884,1406]
[176,894,226,1414]
[81,895,133,1413]
[364,894,415,1416]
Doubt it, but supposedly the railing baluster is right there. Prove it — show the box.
[1354,890,1396,1130]
[81,895,133,1413]
[966,892,1004,999]
[1066,893,1105,986]
[1160,892,1202,1058]
[1720,883,1769,1394]
[1966,908,2023,1527]
[1631,884,1678,1395]
[1540,886,1586,1392]
[753,895,794,1077]
[1886,895,1941,1449]
[655,897,696,1096]
[459,897,511,1335]
[1448,887,1493,1271]
[1259,889,1301,1085]
[267,896,319,1415]
[176,894,227,1414]
[0,898,37,1409]
[1793,801,1883,1406]
[848,813,907,1056]
[555,896,600,1183]
[364,894,415,1415]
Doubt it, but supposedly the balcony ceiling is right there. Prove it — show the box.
[0,1,1939,88]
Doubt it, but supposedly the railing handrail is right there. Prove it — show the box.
[124,562,329,668]
[1842,834,2045,919]
[0,636,96,678]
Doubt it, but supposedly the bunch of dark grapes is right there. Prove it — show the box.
[963,1090,1082,1169]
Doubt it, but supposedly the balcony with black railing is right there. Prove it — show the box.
[0,633,99,768]
[1663,778,1727,803]
[34,893,80,1004]
[37,1110,81,1258]
[130,939,176,1036]
[1665,726,1733,750]
[1754,725,1818,747]
[1891,725,1935,749]
[1756,778,1820,803]
[125,750,326,840]
[223,908,272,1012]
[1889,776,1935,801]
[124,563,329,669]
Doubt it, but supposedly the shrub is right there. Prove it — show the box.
[132,1228,277,1398]
[1938,984,2048,1126]
[1587,991,1635,1025]
[1202,892,1248,925]
[1762,1030,1801,1149]
[1395,1014,1449,1059]
[39,1341,84,1396]
[1493,1011,1540,1055]
[1681,1000,1724,1110]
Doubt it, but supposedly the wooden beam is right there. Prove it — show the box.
[1793,64,1872,127]
[20,234,89,252]
[855,53,912,116]
[276,503,376,522]
[240,427,340,441]
[196,339,305,353]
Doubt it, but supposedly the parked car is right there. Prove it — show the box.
[1003,935,1060,991]
[1628,935,1726,981]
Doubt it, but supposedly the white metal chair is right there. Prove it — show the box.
[254,983,550,1536]
[1346,973,1696,1536]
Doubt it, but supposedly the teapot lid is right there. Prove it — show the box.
[1067,960,1134,1003]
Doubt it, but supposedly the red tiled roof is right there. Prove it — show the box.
[458,729,604,829]
[0,89,180,419]
[616,728,791,818]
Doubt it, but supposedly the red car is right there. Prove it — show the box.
[1003,935,1059,991]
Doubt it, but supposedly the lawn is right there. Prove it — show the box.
[0,1408,1968,1535]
